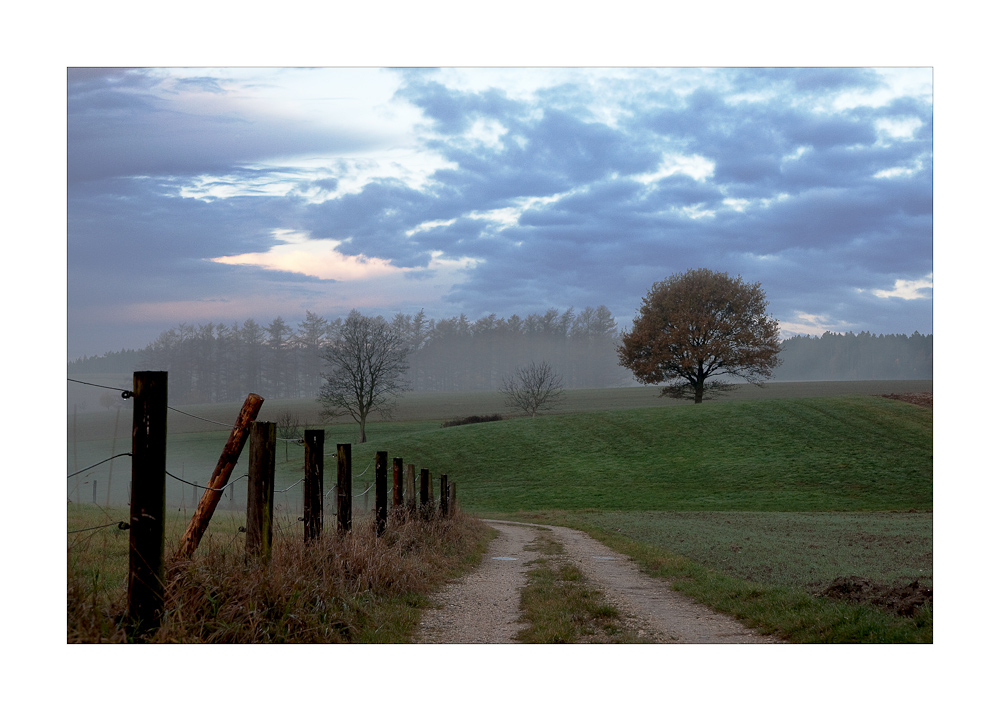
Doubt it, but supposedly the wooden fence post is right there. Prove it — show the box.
[177,393,264,558]
[375,451,388,536]
[406,464,416,515]
[303,430,324,541]
[127,371,167,637]
[439,474,448,519]
[246,421,276,561]
[337,443,352,533]
[419,468,430,519]
[392,457,404,512]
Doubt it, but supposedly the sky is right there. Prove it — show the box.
[66,66,933,360]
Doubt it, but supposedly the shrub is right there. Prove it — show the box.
[441,414,504,428]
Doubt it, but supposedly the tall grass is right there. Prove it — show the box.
[67,505,491,643]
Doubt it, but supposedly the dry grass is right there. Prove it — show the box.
[68,510,491,643]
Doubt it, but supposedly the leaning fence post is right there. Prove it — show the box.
[303,430,324,542]
[375,451,388,536]
[439,474,449,518]
[128,371,167,638]
[177,392,264,558]
[337,443,352,533]
[246,421,276,561]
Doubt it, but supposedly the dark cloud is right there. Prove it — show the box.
[67,68,388,184]
[68,68,933,359]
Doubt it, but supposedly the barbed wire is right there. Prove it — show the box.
[165,471,248,492]
[68,452,132,479]
[68,520,129,535]
[337,457,375,478]
[67,378,133,399]
[167,406,232,428]
[276,478,304,493]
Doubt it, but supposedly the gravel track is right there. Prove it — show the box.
[415,519,781,644]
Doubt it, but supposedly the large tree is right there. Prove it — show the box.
[618,269,781,403]
[317,310,410,443]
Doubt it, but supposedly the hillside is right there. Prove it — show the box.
[349,395,932,513]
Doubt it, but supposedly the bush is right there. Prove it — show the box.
[441,414,504,428]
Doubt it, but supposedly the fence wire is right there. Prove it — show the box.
[68,452,132,479]
[166,471,248,492]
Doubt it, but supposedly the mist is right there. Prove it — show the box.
[67,310,932,416]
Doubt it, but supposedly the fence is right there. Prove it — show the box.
[68,371,458,637]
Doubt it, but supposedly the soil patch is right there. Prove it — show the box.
[878,392,932,409]
[818,575,932,617]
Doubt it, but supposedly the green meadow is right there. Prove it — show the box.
[68,380,932,642]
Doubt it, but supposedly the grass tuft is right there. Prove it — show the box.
[515,534,651,644]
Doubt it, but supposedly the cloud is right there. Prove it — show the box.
[210,229,479,283]
[872,274,933,300]
[779,311,856,338]
[67,68,401,184]
[67,67,934,359]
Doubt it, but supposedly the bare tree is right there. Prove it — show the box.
[500,361,565,417]
[276,409,302,462]
[317,310,410,443]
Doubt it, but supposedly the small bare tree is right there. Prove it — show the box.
[276,409,302,462]
[317,310,410,443]
[500,361,565,417]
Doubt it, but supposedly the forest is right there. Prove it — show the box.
[68,309,932,405]
[773,331,932,382]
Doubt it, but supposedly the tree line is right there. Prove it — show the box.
[68,313,933,405]
[773,331,932,381]
[69,307,627,405]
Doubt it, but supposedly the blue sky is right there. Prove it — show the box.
[67,66,933,359]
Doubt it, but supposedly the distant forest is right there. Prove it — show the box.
[68,310,932,405]
[773,331,932,382]
[69,308,623,404]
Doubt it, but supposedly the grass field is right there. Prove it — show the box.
[67,380,932,642]
[350,394,932,512]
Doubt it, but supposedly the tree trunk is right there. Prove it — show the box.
[694,381,705,404]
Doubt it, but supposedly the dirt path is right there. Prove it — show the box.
[415,519,781,644]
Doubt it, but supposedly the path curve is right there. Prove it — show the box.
[415,519,781,644]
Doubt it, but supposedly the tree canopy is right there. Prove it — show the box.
[618,269,782,403]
